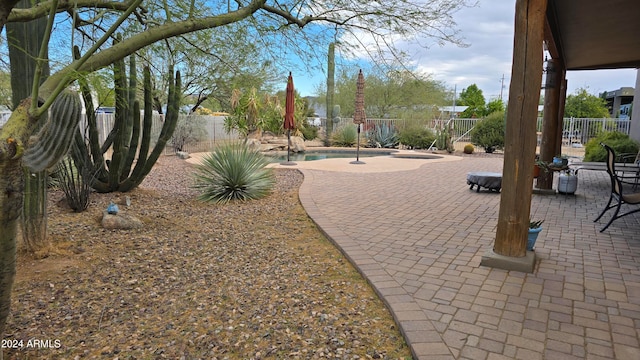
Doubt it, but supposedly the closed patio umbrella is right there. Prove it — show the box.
[282,72,297,165]
[351,69,366,164]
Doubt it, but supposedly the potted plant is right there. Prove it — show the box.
[534,157,549,178]
[528,219,544,250]
[558,168,578,194]
[552,154,569,167]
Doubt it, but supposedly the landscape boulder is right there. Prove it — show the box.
[102,211,143,230]
[290,136,305,152]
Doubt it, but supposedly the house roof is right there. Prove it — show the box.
[546,0,640,70]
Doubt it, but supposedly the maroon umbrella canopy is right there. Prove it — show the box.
[284,72,295,130]
[353,69,366,125]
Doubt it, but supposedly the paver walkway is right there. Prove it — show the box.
[290,155,640,360]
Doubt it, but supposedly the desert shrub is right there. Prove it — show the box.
[171,115,208,152]
[470,111,505,153]
[463,144,474,154]
[300,124,318,141]
[192,143,275,203]
[583,131,639,162]
[331,124,358,147]
[54,156,94,212]
[300,118,318,140]
[367,122,399,148]
[398,125,435,149]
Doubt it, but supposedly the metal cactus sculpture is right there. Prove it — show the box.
[72,55,181,193]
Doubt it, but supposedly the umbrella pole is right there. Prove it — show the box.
[356,125,360,161]
[287,129,291,162]
[350,124,365,164]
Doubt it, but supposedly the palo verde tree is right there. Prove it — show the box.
[331,65,448,119]
[0,0,474,339]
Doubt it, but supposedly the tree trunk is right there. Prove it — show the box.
[7,0,50,254]
[0,159,21,339]
[0,100,38,339]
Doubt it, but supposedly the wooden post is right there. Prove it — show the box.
[493,0,547,257]
[555,76,568,155]
[537,57,561,190]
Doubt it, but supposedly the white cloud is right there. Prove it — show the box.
[295,0,638,99]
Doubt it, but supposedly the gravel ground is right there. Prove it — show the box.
[3,155,411,359]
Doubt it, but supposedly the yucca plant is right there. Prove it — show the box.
[192,143,275,203]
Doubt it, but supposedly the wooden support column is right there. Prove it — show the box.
[536,58,562,190]
[555,76,568,155]
[490,0,547,260]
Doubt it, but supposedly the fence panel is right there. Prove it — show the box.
[76,113,240,155]
[168,115,240,154]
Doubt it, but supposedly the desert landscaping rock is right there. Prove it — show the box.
[5,155,411,359]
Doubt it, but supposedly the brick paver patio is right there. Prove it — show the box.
[297,156,640,360]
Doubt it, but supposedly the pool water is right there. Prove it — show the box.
[266,151,391,162]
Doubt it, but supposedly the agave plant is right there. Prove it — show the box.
[368,122,399,148]
[192,143,275,203]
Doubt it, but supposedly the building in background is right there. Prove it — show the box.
[604,86,634,119]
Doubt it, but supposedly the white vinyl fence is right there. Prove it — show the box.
[322,116,633,157]
[76,113,240,154]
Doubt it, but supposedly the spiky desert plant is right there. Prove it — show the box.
[368,122,399,148]
[54,155,94,212]
[192,143,275,203]
[331,124,357,147]
[72,51,181,193]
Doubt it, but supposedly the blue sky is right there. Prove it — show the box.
[291,0,638,100]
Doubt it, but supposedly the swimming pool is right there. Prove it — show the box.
[265,150,393,162]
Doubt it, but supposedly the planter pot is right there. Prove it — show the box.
[558,174,578,194]
[533,165,541,178]
[552,157,569,167]
[527,227,542,250]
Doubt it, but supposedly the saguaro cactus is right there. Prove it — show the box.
[72,55,181,193]
[7,0,52,253]
[326,42,335,140]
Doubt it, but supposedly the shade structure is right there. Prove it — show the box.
[351,69,366,164]
[281,72,297,165]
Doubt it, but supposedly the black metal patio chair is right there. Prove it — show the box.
[594,143,640,232]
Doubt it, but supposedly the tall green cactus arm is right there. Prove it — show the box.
[121,54,140,180]
[119,69,181,192]
[74,46,107,179]
[136,66,154,166]
[108,55,128,190]
[326,42,335,137]
[23,90,82,172]
[121,99,141,180]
